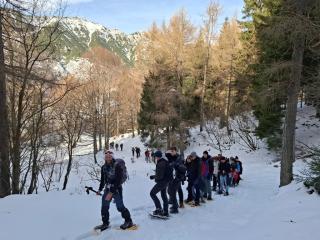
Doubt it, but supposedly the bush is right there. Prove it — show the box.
[298,147,320,194]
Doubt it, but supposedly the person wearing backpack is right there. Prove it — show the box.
[166,147,187,214]
[149,150,172,218]
[96,151,134,231]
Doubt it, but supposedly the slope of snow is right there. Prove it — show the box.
[0,107,319,240]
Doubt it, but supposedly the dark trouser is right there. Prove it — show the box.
[150,182,169,214]
[168,179,181,210]
[101,188,131,224]
[178,184,184,203]
[193,178,202,203]
[186,180,194,201]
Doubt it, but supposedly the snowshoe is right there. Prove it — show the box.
[94,223,109,232]
[149,212,169,220]
[152,209,163,216]
[169,208,179,214]
[190,202,200,207]
[120,221,136,230]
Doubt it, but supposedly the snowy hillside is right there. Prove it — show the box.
[52,17,141,67]
[0,106,319,240]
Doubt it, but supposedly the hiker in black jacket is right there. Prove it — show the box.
[219,157,231,196]
[96,151,133,230]
[150,150,172,217]
[186,152,201,206]
[166,147,187,213]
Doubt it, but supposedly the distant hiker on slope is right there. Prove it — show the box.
[95,151,134,231]
[136,147,141,158]
[132,147,135,157]
[145,149,151,163]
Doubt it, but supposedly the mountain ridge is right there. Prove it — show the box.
[53,16,141,68]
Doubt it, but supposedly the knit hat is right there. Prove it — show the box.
[154,150,163,158]
[190,152,197,158]
[203,151,208,155]
[105,150,114,156]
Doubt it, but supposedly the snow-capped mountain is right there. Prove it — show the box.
[53,17,141,66]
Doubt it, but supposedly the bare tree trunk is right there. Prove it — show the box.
[130,108,135,138]
[63,149,73,190]
[200,63,207,132]
[116,108,119,136]
[280,29,305,187]
[225,56,233,134]
[166,126,171,149]
[98,120,102,151]
[0,10,11,197]
[93,110,98,163]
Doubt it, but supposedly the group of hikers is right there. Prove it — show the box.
[131,146,141,158]
[109,142,124,151]
[94,147,243,231]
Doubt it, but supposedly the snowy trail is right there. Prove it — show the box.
[0,122,319,240]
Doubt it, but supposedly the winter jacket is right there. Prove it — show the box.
[165,152,186,181]
[218,161,231,176]
[186,157,201,182]
[99,159,123,194]
[201,155,213,178]
[154,158,172,184]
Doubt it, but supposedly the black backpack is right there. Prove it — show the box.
[115,159,128,184]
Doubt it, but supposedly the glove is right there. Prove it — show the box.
[96,191,102,196]
[150,175,155,180]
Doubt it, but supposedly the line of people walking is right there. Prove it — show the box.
[149,147,243,218]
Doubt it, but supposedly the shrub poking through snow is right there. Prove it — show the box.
[298,146,320,194]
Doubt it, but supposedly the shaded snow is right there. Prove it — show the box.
[0,107,319,240]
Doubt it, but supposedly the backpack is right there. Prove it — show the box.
[115,159,128,184]
[239,161,243,174]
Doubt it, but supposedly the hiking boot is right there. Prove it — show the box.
[94,222,109,231]
[152,209,163,216]
[170,208,179,214]
[207,197,213,201]
[161,211,169,218]
[203,194,208,198]
[120,220,133,230]
[191,202,200,207]
[201,198,206,203]
[224,191,229,196]
[184,199,193,204]
[179,202,185,208]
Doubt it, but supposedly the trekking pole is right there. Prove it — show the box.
[85,186,102,195]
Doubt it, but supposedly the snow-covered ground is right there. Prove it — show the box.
[0,106,319,240]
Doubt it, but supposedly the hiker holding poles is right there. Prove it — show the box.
[93,151,135,231]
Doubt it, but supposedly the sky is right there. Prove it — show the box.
[64,0,245,33]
